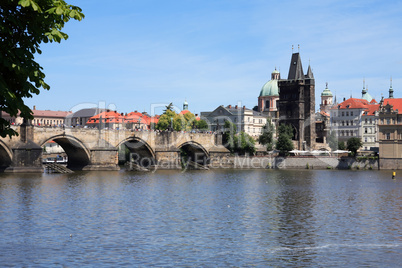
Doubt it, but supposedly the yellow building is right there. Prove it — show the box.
[378,98,402,169]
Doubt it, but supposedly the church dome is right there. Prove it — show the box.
[321,87,333,97]
[259,70,279,97]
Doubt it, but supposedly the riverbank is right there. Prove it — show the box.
[208,155,379,170]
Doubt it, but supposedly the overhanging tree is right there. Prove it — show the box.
[0,0,84,137]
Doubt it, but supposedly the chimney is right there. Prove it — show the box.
[33,105,36,110]
[243,106,245,110]
[228,105,232,108]
[343,98,346,101]
[235,105,238,109]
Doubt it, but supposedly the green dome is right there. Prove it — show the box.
[259,79,279,97]
[362,89,373,102]
[321,87,333,97]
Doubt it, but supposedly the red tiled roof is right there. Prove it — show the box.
[180,110,190,115]
[332,97,380,116]
[383,98,402,114]
[320,111,330,117]
[87,110,159,125]
[363,104,380,116]
[87,111,124,124]
[334,98,370,109]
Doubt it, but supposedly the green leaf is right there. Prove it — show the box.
[56,6,63,15]
[18,0,31,7]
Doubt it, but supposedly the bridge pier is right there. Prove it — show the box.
[5,141,44,173]
[82,147,120,171]
[5,122,44,173]
[155,148,181,169]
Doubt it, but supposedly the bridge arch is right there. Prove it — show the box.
[178,141,210,167]
[40,135,91,170]
[0,140,12,171]
[118,137,156,169]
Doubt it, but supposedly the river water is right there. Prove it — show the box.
[0,169,401,267]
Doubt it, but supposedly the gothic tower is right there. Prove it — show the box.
[278,52,316,150]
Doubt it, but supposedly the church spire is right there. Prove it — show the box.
[389,76,394,98]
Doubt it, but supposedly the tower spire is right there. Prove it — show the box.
[362,78,367,97]
[389,76,394,98]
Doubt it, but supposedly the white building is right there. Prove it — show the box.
[201,105,267,139]
[330,98,379,151]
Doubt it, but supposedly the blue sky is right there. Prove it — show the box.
[27,0,402,115]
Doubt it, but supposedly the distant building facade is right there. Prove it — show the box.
[378,98,402,168]
[1,106,71,127]
[330,98,379,151]
[201,105,267,138]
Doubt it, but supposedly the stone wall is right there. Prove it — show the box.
[208,155,379,170]
[379,158,402,170]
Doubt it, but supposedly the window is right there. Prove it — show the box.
[386,133,391,140]
[342,121,345,126]
[346,111,349,116]
[365,137,367,142]
[365,118,367,124]
[351,111,354,116]
[342,112,345,116]
[387,118,391,124]
[346,121,349,126]
[365,128,367,134]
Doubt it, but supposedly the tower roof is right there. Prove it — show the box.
[321,83,333,97]
[306,64,314,78]
[362,87,373,102]
[288,53,305,80]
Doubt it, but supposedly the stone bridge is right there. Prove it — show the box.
[0,124,229,172]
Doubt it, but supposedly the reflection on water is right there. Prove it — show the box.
[0,170,401,267]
